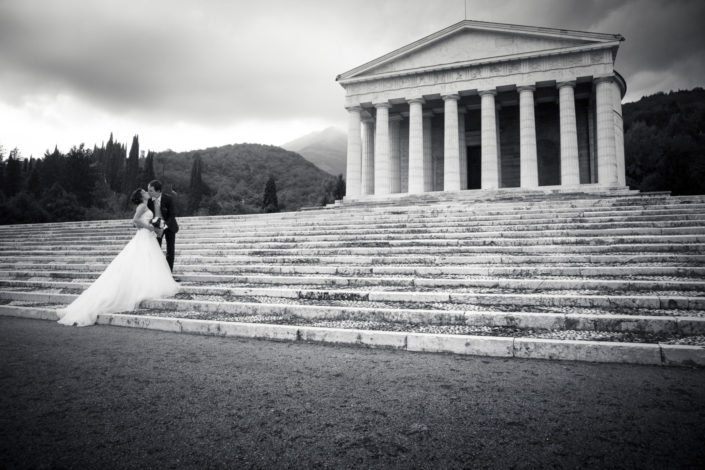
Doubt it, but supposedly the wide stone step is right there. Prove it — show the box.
[4,208,705,235]
[4,277,705,297]
[3,243,704,260]
[3,222,705,248]
[6,226,705,247]
[2,221,705,246]
[0,198,692,226]
[2,291,703,340]
[3,212,704,236]
[5,252,703,266]
[3,234,704,252]
[4,263,705,278]
[5,303,705,369]
[4,285,704,313]
[3,275,705,293]
[2,204,704,236]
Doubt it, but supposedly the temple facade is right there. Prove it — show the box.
[336,20,627,198]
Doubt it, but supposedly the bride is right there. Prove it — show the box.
[57,188,180,327]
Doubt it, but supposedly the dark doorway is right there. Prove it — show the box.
[535,101,561,186]
[498,105,520,188]
[537,138,560,186]
[467,146,481,189]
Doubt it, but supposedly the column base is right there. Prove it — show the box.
[341,184,634,204]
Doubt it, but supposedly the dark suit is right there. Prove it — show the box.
[148,193,179,271]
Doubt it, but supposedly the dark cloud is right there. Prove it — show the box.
[0,0,352,123]
[465,0,705,101]
[596,0,705,99]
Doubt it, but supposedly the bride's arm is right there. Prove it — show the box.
[132,204,155,231]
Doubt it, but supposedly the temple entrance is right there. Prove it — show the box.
[467,146,481,189]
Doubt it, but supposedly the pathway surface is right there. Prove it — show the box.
[1,317,704,469]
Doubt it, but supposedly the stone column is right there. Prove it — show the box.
[360,118,375,195]
[558,81,580,186]
[374,102,391,195]
[345,106,362,197]
[587,97,597,183]
[407,98,425,194]
[480,90,499,189]
[389,115,402,193]
[423,111,433,192]
[595,76,619,186]
[458,108,467,190]
[518,86,538,188]
[612,81,626,186]
[442,94,461,192]
[400,122,409,193]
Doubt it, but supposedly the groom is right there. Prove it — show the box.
[147,179,179,272]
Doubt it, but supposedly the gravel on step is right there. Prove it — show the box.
[175,293,705,317]
[127,308,705,346]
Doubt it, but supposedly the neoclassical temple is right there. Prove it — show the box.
[336,20,627,198]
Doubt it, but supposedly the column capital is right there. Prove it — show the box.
[422,111,434,118]
[441,93,460,101]
[389,114,404,122]
[478,89,497,97]
[557,80,576,90]
[516,85,536,93]
[345,105,362,112]
[594,75,615,86]
[407,97,425,105]
[457,107,467,115]
[373,101,391,109]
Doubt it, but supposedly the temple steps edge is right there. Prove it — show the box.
[1,306,703,368]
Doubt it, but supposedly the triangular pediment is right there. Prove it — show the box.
[338,20,622,82]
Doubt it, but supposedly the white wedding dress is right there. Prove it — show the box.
[57,206,180,327]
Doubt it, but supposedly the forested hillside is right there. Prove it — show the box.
[0,137,342,225]
[152,144,341,216]
[624,88,705,194]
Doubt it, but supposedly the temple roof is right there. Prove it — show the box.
[337,19,624,83]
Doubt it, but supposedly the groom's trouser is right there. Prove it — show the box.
[157,230,176,271]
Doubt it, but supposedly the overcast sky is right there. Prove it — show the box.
[1,0,703,159]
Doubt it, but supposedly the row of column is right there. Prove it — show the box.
[345,76,622,198]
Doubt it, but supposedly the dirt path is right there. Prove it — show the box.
[1,317,704,469]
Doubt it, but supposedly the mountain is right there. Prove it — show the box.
[153,143,337,214]
[282,127,347,177]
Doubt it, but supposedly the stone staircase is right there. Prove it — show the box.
[2,189,705,366]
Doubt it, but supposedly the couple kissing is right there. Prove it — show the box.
[57,179,180,327]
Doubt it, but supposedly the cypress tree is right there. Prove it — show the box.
[4,150,22,198]
[26,166,41,199]
[39,146,64,192]
[123,135,139,193]
[188,153,204,214]
[104,134,115,188]
[65,144,93,204]
[105,133,125,192]
[262,176,279,213]
[0,150,5,197]
[143,151,156,186]
[93,143,105,183]
[334,174,346,200]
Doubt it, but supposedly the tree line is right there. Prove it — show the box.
[0,134,346,225]
[623,87,705,195]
